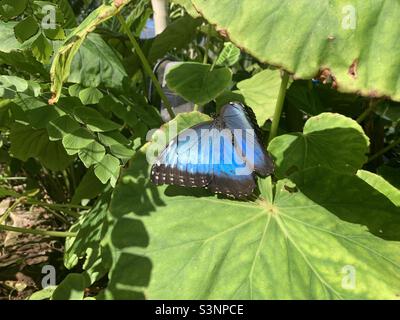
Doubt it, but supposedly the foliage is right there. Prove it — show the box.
[0,0,399,300]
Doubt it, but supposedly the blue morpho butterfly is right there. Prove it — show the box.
[150,102,274,198]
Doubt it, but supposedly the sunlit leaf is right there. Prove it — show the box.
[268,112,369,178]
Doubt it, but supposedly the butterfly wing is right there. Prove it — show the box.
[206,128,256,198]
[151,121,214,188]
[151,120,256,198]
[219,102,274,176]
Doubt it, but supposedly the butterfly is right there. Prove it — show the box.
[150,102,274,198]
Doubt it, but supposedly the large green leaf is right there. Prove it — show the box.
[166,62,232,105]
[9,124,73,170]
[268,113,369,178]
[68,33,127,89]
[191,0,400,101]
[104,152,400,299]
[49,0,131,104]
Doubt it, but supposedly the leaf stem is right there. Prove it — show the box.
[116,13,175,119]
[367,137,400,163]
[357,99,377,123]
[268,71,290,143]
[0,224,77,238]
[203,24,211,64]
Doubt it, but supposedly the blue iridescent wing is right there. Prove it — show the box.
[151,122,214,188]
[219,102,274,176]
[150,120,256,198]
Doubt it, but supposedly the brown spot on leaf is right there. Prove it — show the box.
[217,28,230,40]
[48,94,57,105]
[348,58,358,79]
[317,68,338,88]
[114,0,124,8]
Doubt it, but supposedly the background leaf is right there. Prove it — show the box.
[166,62,232,105]
[235,69,283,125]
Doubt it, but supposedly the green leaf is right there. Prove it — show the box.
[71,168,106,205]
[44,26,66,40]
[0,21,21,53]
[26,106,64,129]
[31,33,53,64]
[9,124,48,161]
[236,69,283,125]
[73,107,121,132]
[68,33,127,89]
[109,144,135,161]
[166,62,232,105]
[105,153,400,299]
[0,75,28,99]
[38,140,74,171]
[46,115,81,141]
[94,154,120,187]
[0,0,28,18]
[28,286,57,300]
[286,80,325,116]
[268,112,369,178]
[151,111,212,147]
[78,141,106,168]
[52,273,89,300]
[215,42,241,67]
[9,123,73,170]
[65,192,111,275]
[97,131,130,147]
[215,90,245,110]
[78,87,104,105]
[374,100,400,122]
[49,1,131,104]
[14,16,39,43]
[357,169,400,206]
[171,0,200,18]
[0,186,20,198]
[191,0,400,102]
[62,128,95,155]
[148,15,202,63]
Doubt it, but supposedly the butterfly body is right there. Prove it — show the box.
[150,102,274,198]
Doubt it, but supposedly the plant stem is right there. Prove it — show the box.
[357,99,376,123]
[26,200,88,210]
[203,24,211,64]
[367,137,400,163]
[0,224,77,238]
[268,71,290,143]
[0,197,25,225]
[116,13,175,119]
